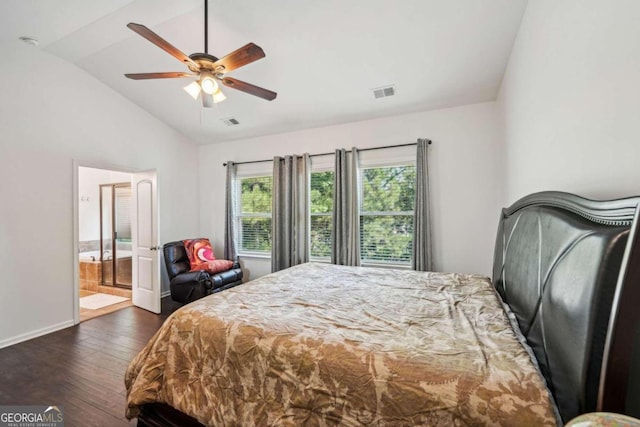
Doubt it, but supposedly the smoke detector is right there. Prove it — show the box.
[372,85,396,99]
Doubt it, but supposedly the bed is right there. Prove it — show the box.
[125,191,640,426]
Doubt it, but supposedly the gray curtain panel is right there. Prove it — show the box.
[271,154,310,272]
[332,149,348,265]
[331,148,361,266]
[224,161,238,260]
[347,147,361,266]
[412,138,433,271]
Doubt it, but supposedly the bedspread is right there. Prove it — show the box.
[125,263,557,426]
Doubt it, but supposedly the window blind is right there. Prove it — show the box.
[310,171,334,259]
[236,176,273,253]
[360,165,415,264]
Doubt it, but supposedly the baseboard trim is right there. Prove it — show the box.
[161,290,171,298]
[0,320,75,349]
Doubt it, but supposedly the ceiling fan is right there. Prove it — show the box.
[124,0,277,107]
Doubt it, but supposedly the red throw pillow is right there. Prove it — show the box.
[183,238,216,272]
[204,259,234,274]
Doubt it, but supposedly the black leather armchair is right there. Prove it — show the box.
[163,241,243,304]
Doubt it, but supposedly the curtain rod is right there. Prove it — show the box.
[222,140,431,167]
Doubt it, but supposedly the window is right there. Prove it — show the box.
[360,165,415,264]
[236,175,272,253]
[310,171,334,259]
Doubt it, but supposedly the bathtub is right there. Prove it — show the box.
[79,250,132,261]
[79,250,133,290]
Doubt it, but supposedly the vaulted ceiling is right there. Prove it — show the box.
[1,0,527,144]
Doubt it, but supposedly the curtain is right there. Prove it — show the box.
[331,148,360,266]
[412,138,433,271]
[271,154,310,272]
[348,147,360,265]
[224,162,237,260]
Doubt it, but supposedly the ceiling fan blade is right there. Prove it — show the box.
[221,77,277,101]
[125,72,195,80]
[211,43,265,73]
[202,93,213,108]
[127,23,199,70]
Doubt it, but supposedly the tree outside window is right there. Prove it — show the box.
[234,165,415,265]
[360,165,415,264]
[310,171,334,259]
[236,176,272,253]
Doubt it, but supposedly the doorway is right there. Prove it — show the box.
[77,167,133,322]
[73,162,161,324]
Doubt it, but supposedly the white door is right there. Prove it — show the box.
[131,170,160,313]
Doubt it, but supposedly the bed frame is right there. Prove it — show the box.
[136,191,640,426]
[493,191,640,422]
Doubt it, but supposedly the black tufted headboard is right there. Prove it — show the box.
[492,191,640,423]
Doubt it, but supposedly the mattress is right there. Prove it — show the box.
[126,262,557,426]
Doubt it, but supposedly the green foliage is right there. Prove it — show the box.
[238,176,273,252]
[239,218,272,252]
[310,215,332,258]
[310,171,334,258]
[310,171,334,214]
[240,176,272,214]
[360,165,415,264]
[360,215,413,263]
[237,166,416,262]
[361,166,415,212]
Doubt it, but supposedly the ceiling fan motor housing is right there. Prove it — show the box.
[189,53,225,76]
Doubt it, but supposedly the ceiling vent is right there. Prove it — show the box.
[221,117,240,126]
[372,85,396,99]
[19,36,39,47]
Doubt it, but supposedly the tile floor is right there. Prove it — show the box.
[79,289,133,322]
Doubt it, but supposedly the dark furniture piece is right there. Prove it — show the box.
[137,192,640,426]
[493,192,640,422]
[163,241,243,304]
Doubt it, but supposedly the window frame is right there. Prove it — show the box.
[309,166,335,262]
[358,160,416,268]
[235,172,273,258]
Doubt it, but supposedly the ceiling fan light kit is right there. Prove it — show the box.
[184,81,202,100]
[212,89,226,103]
[183,73,226,104]
[200,73,218,95]
[124,0,276,108]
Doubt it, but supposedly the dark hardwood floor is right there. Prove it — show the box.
[0,297,183,427]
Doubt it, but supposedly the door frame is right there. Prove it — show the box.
[72,160,160,324]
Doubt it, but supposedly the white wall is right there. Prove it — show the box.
[199,102,505,280]
[78,167,131,242]
[0,41,200,347]
[498,0,640,202]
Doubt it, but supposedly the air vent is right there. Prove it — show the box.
[221,117,240,126]
[19,36,39,47]
[372,85,396,99]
